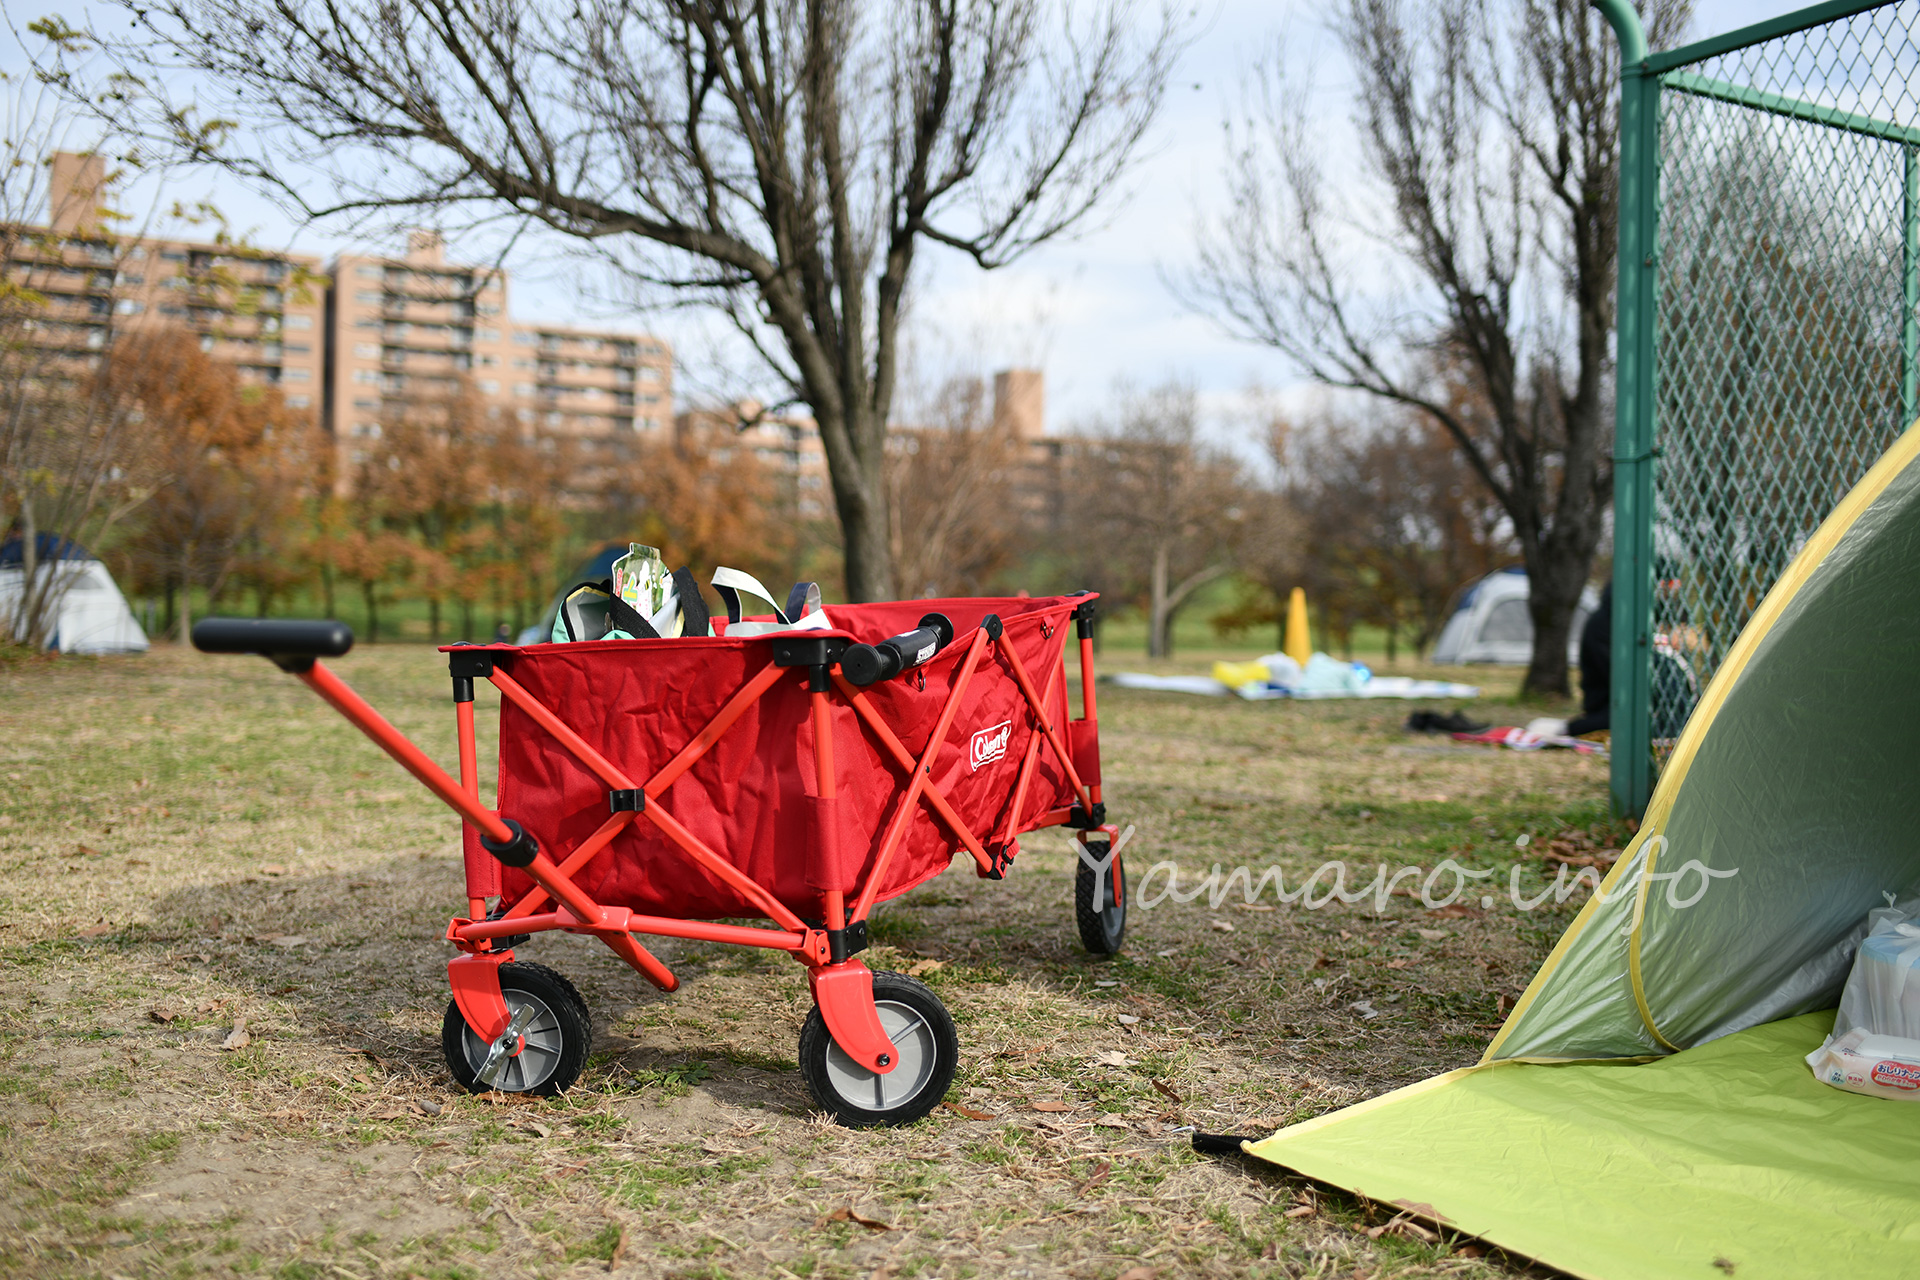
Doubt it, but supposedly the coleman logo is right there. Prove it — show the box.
[1871,1060,1920,1090]
[970,720,1012,771]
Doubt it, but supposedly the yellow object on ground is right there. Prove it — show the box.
[1244,422,1920,1277]
[1248,1013,1920,1279]
[1283,587,1311,668]
[1210,659,1270,689]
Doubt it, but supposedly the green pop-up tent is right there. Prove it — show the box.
[1248,425,1920,1277]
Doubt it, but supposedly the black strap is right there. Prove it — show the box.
[784,581,816,622]
[672,567,710,638]
[606,589,660,640]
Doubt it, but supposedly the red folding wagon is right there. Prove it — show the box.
[194,593,1123,1125]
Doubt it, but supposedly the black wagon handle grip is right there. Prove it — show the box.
[840,612,956,687]
[192,617,355,672]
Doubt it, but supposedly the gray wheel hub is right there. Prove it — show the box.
[461,989,565,1092]
[823,999,937,1110]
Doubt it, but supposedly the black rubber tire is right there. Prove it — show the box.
[442,961,592,1097]
[798,970,957,1127]
[1075,838,1127,955]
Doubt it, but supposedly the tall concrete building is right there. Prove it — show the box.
[11,155,675,496]
[324,231,674,491]
[5,153,326,412]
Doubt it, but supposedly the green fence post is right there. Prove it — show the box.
[1904,145,1917,430]
[1595,0,1656,818]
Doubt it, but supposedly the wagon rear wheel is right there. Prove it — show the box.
[798,971,957,1127]
[1075,837,1126,955]
[442,961,591,1097]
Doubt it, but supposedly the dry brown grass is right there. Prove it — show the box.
[0,641,1617,1279]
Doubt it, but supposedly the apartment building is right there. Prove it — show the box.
[6,153,326,413]
[324,231,674,492]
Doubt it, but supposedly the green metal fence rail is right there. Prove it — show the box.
[1598,0,1920,815]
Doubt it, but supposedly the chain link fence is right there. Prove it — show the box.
[1607,1,1920,809]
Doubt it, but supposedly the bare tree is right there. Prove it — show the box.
[0,78,157,649]
[1184,0,1690,694]
[887,376,1029,596]
[59,0,1184,601]
[1065,380,1244,658]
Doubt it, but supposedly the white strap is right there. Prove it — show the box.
[710,566,832,636]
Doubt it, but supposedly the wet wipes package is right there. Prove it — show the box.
[1807,906,1920,1099]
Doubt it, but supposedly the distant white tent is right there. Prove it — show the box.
[1,536,149,654]
[1429,567,1598,665]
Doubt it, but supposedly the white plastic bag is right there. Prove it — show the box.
[1807,903,1920,1099]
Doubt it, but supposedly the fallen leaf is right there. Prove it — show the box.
[1339,929,1353,940]
[904,959,946,977]
[1116,1268,1156,1280]
[1232,902,1275,913]
[1416,928,1450,942]
[126,859,149,867]
[1094,1112,1127,1127]
[1284,1204,1316,1219]
[526,1121,552,1138]
[1031,1100,1073,1113]
[75,844,106,858]
[220,1017,250,1051]
[1151,1079,1183,1105]
[266,935,310,948]
[148,1007,178,1024]
[1349,1000,1380,1020]
[1427,904,1483,919]
[369,1108,408,1121]
[76,923,113,938]
[1208,919,1235,933]
[1386,958,1415,970]
[1091,1050,1134,1068]
[1116,1013,1140,1025]
[260,864,288,876]
[942,1101,995,1121]
[195,1000,223,1014]
[412,1098,442,1116]
[816,1205,893,1231]
[1311,954,1333,969]
[1453,1243,1486,1259]
[1077,1160,1112,1192]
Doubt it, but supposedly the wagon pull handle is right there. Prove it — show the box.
[840,612,956,687]
[191,617,354,673]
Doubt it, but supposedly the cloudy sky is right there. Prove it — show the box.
[4,0,1813,441]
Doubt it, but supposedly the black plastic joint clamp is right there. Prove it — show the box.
[1067,802,1106,830]
[826,919,870,963]
[982,614,1004,641]
[480,818,539,868]
[448,649,496,679]
[1072,597,1097,639]
[608,789,646,813]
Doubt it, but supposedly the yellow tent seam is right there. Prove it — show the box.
[1626,837,1680,1052]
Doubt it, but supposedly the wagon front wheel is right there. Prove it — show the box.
[442,961,591,1097]
[798,971,957,1127]
[1075,837,1126,955]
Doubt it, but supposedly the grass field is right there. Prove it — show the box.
[0,639,1618,1279]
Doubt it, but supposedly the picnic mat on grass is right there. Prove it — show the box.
[1246,1011,1920,1279]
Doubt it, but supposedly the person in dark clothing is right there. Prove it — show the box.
[1568,584,1611,737]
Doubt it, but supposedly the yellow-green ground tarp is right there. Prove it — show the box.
[1249,1012,1920,1279]
[1247,427,1920,1276]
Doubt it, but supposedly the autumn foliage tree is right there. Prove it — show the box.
[116,328,317,639]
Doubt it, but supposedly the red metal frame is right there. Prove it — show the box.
[292,601,1105,1077]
